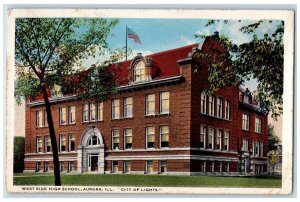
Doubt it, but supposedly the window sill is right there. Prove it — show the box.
[111,117,134,121]
[145,113,171,117]
[81,120,104,124]
[36,126,48,129]
[255,132,262,134]
[242,129,250,132]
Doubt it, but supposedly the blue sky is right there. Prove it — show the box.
[107,18,280,55]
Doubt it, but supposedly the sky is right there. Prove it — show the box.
[15,18,282,137]
[85,18,280,91]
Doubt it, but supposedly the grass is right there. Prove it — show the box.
[13,173,282,188]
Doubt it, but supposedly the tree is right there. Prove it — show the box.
[267,150,280,175]
[195,20,284,119]
[14,136,25,173]
[15,18,119,185]
[268,124,280,151]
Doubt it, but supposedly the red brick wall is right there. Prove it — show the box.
[24,39,268,174]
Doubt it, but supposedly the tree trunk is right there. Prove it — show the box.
[43,87,61,186]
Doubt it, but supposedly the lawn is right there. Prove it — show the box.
[13,173,282,188]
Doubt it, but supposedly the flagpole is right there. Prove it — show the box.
[125,25,128,61]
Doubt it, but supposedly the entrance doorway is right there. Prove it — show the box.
[88,154,99,172]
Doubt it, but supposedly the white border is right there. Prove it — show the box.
[5,8,294,195]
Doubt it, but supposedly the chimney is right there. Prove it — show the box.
[214,31,219,37]
[137,53,142,57]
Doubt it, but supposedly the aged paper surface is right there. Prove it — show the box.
[6,8,294,194]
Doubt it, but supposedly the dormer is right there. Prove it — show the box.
[128,53,152,84]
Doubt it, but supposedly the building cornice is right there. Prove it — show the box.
[28,75,183,107]
[239,102,267,115]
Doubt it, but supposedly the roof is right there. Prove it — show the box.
[32,43,201,102]
[109,43,199,86]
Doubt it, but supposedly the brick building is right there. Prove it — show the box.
[24,36,268,175]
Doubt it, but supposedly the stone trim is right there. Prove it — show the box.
[28,76,183,107]
[108,147,238,154]
[105,154,239,161]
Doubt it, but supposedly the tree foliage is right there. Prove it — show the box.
[15,18,119,103]
[14,136,25,173]
[267,124,280,151]
[15,18,119,185]
[195,20,284,119]
[267,150,280,175]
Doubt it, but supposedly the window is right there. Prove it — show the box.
[146,94,155,115]
[146,161,153,173]
[124,129,132,149]
[59,107,67,125]
[69,106,76,124]
[260,141,263,157]
[112,99,120,119]
[112,161,118,173]
[133,60,146,82]
[225,100,230,120]
[208,128,214,149]
[255,118,262,133]
[69,133,75,152]
[44,110,48,127]
[60,161,64,172]
[208,95,215,116]
[224,131,230,151]
[160,126,169,148]
[36,110,43,127]
[209,162,214,173]
[88,135,100,146]
[146,127,155,148]
[44,162,49,172]
[45,135,51,153]
[36,162,41,172]
[218,162,222,173]
[159,161,167,173]
[225,162,230,172]
[201,92,207,114]
[160,92,170,114]
[216,129,222,150]
[217,98,223,118]
[200,125,206,148]
[124,97,133,118]
[69,161,74,172]
[112,130,120,150]
[242,114,250,131]
[60,134,66,152]
[242,139,249,151]
[253,141,263,157]
[123,161,131,173]
[36,136,42,153]
[82,104,89,122]
[89,103,96,121]
[97,102,103,121]
[200,161,206,173]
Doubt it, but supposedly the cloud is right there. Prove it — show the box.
[180,36,197,45]
[127,50,153,59]
[195,20,255,45]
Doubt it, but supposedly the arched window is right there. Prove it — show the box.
[88,135,100,146]
[133,60,146,82]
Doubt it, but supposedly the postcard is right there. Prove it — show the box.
[6,8,294,194]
